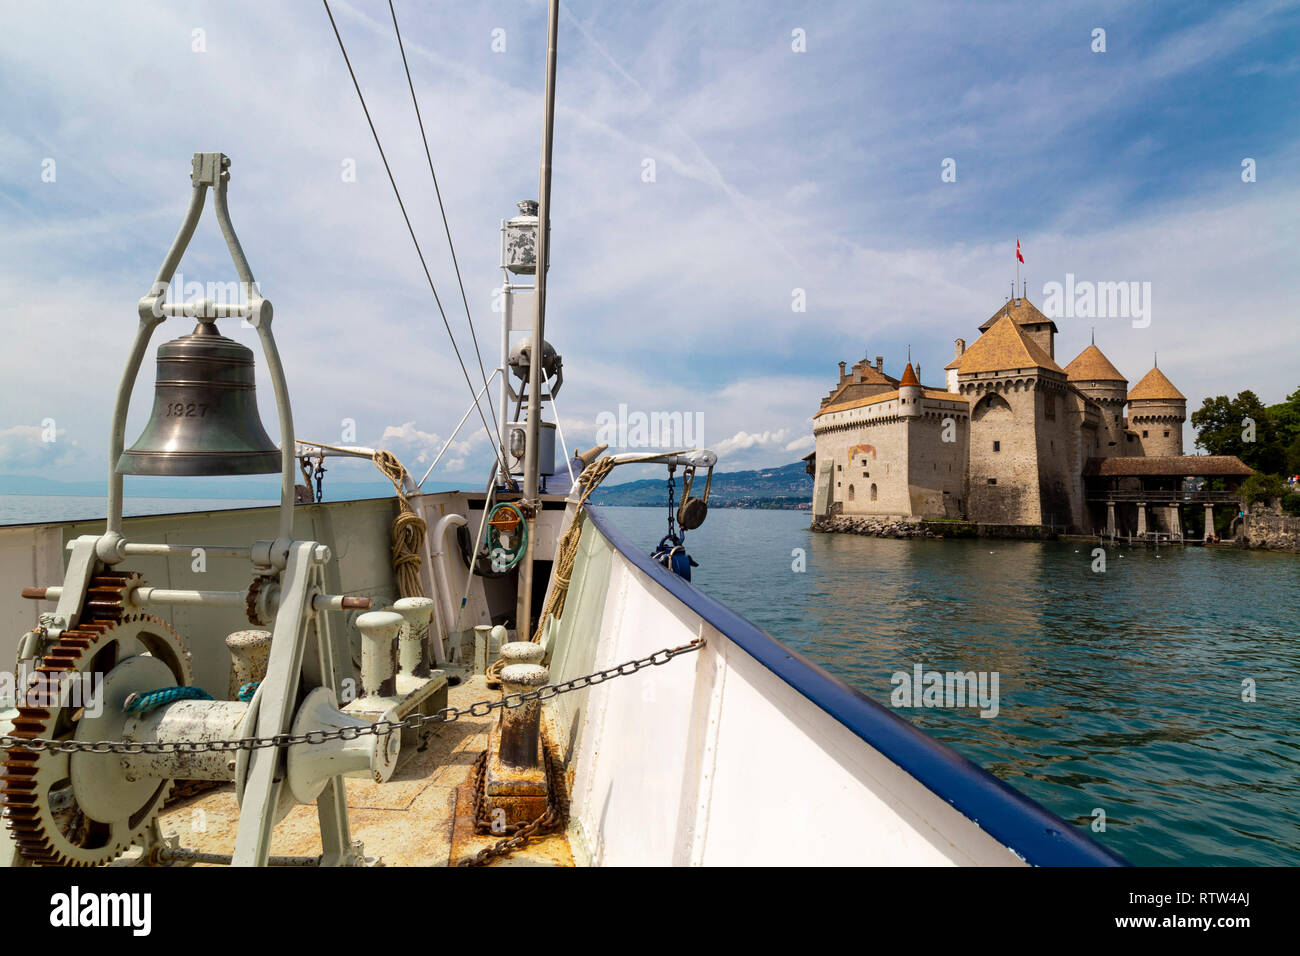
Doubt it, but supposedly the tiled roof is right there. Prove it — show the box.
[945,314,1063,374]
[1128,367,1185,402]
[818,360,898,408]
[977,297,1059,334]
[1083,456,1253,477]
[899,362,920,387]
[1064,344,1126,383]
[814,387,967,419]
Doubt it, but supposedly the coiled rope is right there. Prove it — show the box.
[122,686,214,715]
[372,449,426,599]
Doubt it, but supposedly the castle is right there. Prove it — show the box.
[808,296,1251,535]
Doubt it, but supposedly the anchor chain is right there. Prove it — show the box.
[0,638,705,756]
[457,745,567,867]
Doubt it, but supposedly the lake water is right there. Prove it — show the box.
[6,495,1296,866]
[0,495,277,525]
[598,506,1300,867]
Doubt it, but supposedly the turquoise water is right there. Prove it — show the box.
[599,506,1300,867]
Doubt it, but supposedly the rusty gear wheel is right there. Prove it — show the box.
[1,571,191,866]
[245,573,277,626]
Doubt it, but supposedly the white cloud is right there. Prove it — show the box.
[0,0,1294,487]
[0,424,80,472]
[784,434,815,453]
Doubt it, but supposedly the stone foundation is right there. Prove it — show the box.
[811,515,1055,540]
[1241,506,1300,552]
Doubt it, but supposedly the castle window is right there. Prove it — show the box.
[1044,393,1055,420]
[987,478,997,485]
[870,483,878,501]
[1164,430,1170,438]
[848,484,855,501]
[1142,430,1149,438]
[862,470,869,477]
[993,441,1001,452]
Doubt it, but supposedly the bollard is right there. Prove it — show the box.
[499,641,545,666]
[224,629,271,699]
[393,597,435,678]
[474,624,506,675]
[498,662,548,769]
[356,611,402,699]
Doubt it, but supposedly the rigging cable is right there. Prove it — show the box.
[322,0,511,479]
[387,0,503,455]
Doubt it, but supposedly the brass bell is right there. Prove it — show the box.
[117,320,281,476]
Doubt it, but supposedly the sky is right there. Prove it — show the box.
[1,0,1298,491]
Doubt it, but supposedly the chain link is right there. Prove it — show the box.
[1,638,705,756]
[666,465,677,541]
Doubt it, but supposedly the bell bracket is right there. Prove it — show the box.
[105,152,297,552]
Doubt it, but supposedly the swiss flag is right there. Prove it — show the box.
[1016,237,1024,263]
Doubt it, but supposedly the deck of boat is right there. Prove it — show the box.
[157,674,574,867]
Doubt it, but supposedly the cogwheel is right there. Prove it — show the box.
[245,573,277,626]
[2,572,191,866]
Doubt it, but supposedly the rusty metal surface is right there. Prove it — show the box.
[156,676,574,867]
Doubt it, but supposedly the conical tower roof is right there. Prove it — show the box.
[1128,366,1185,402]
[1064,344,1126,383]
[899,362,920,387]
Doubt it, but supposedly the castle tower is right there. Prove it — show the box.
[1064,343,1127,455]
[948,312,1078,528]
[1127,364,1186,456]
[898,362,922,417]
[976,298,1059,360]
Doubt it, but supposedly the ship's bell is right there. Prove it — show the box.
[117,321,281,476]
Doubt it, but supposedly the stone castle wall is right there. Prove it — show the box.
[905,399,969,518]
[1129,399,1186,456]
[814,403,911,516]
[965,374,1044,525]
[1035,377,1083,528]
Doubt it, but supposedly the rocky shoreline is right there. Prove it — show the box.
[810,515,946,539]
[1241,506,1300,553]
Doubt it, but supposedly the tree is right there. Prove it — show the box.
[1266,387,1300,475]
[1191,390,1285,474]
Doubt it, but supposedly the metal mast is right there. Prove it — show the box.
[517,0,560,637]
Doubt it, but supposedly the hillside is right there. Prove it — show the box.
[589,460,812,510]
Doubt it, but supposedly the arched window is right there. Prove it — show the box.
[870,483,878,501]
[848,484,855,501]
[973,392,1012,421]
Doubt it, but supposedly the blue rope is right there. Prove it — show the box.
[237,681,260,702]
[122,686,213,715]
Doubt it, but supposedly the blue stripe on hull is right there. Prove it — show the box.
[585,505,1127,867]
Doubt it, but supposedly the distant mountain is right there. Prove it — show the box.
[590,461,812,510]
